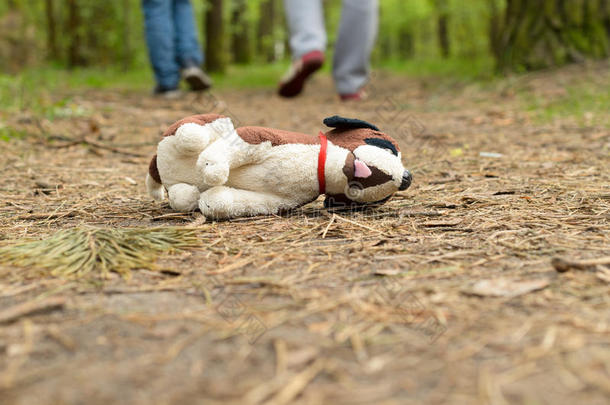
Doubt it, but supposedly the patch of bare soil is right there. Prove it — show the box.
[0,64,609,405]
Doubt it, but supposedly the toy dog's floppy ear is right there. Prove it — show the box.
[323,115,379,131]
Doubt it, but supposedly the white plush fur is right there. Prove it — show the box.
[148,117,407,218]
[146,173,165,201]
[168,183,200,212]
[156,118,231,191]
[351,144,405,202]
[172,123,213,154]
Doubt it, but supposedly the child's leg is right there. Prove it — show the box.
[333,0,379,95]
[172,0,203,67]
[284,0,327,59]
[142,0,180,89]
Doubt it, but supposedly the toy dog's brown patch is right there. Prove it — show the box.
[341,149,393,189]
[356,166,393,189]
[236,126,319,146]
[149,154,161,183]
[163,114,227,137]
[342,153,355,180]
[325,128,400,153]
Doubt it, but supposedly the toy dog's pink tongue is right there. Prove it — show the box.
[354,160,372,178]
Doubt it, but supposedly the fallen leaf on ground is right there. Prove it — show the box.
[374,269,402,276]
[450,148,463,157]
[0,296,66,324]
[124,176,137,185]
[463,278,550,298]
[552,256,610,273]
[479,152,503,158]
[596,267,610,283]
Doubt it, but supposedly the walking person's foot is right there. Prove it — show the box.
[153,84,182,99]
[278,50,325,98]
[339,89,367,102]
[181,61,213,92]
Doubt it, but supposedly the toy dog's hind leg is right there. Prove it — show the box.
[168,183,200,212]
[199,186,294,219]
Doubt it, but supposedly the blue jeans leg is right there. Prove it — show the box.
[142,0,180,89]
[173,0,203,67]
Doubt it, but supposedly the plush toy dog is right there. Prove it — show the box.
[146,114,412,219]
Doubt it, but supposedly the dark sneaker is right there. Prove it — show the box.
[181,65,212,92]
[153,84,182,99]
[278,50,324,98]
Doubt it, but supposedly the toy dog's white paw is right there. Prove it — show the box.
[174,123,212,155]
[199,186,234,219]
[168,183,200,212]
[149,187,165,201]
[197,152,230,186]
[202,162,230,185]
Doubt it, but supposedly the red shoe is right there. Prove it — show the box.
[339,90,367,102]
[278,50,324,98]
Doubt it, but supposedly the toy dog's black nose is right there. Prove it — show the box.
[399,170,412,191]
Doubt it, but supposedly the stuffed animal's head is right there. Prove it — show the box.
[323,116,412,209]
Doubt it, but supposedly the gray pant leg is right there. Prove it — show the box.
[333,0,379,94]
[284,0,327,60]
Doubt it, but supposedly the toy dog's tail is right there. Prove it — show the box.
[146,155,165,201]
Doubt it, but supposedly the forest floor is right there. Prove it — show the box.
[0,61,609,405]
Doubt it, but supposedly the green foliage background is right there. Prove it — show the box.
[0,1,609,130]
[0,0,502,72]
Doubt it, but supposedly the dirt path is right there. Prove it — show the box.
[1,66,609,405]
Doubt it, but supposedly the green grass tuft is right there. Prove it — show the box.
[524,81,610,127]
[375,55,497,81]
[211,63,289,89]
[0,125,28,141]
[0,227,202,279]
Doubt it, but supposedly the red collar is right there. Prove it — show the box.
[317,132,328,194]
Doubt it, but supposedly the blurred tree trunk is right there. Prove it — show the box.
[380,36,393,60]
[493,0,610,72]
[257,0,276,62]
[122,0,131,70]
[399,26,415,59]
[205,0,226,73]
[66,0,85,67]
[85,4,101,64]
[603,0,610,37]
[45,0,59,61]
[231,0,251,64]
[434,0,450,58]
[489,0,502,58]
